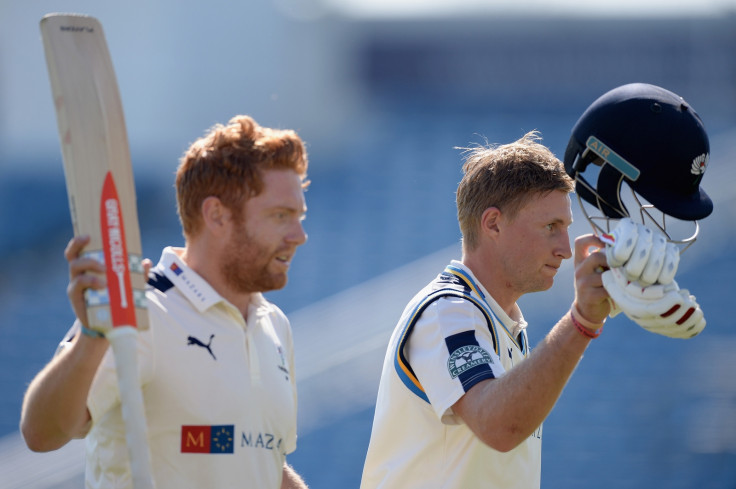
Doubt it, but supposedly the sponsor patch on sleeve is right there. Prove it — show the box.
[445,331,495,391]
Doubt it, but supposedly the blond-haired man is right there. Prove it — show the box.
[361,132,610,489]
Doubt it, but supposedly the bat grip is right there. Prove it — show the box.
[108,326,156,489]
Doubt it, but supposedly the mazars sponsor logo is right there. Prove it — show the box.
[169,262,207,303]
[181,425,234,454]
[180,425,285,454]
[241,431,284,453]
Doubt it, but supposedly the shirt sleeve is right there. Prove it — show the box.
[54,320,81,357]
[407,295,505,424]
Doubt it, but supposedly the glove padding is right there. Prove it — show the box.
[600,217,679,286]
[602,266,705,339]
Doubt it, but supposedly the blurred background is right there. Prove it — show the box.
[2,1,736,487]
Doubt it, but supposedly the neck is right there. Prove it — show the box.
[461,250,520,319]
[179,241,253,316]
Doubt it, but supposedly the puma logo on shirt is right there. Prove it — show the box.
[188,334,216,360]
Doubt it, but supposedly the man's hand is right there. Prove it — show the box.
[65,235,106,327]
[602,266,705,339]
[600,217,679,286]
[64,235,152,327]
[572,234,611,324]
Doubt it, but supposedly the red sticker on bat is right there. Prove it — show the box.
[101,171,137,328]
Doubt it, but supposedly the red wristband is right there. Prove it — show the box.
[570,309,603,339]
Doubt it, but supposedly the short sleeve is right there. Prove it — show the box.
[407,296,505,424]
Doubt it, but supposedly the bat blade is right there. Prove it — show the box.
[40,13,155,489]
[40,12,147,333]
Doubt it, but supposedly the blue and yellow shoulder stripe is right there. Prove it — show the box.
[393,268,502,404]
[445,264,528,353]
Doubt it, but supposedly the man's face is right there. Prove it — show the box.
[221,169,307,294]
[497,190,573,295]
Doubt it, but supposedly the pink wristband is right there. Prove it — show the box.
[573,304,605,329]
[570,308,603,339]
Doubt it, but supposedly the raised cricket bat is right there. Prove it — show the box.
[40,13,155,489]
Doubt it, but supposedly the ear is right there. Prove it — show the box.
[201,196,231,236]
[480,206,502,240]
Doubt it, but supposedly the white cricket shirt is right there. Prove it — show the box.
[361,261,542,489]
[68,247,298,489]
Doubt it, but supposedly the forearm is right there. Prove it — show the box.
[456,234,609,451]
[281,462,308,489]
[456,310,595,451]
[20,332,108,451]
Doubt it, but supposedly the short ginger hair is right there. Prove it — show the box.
[176,115,309,239]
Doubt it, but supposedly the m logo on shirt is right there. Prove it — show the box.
[447,345,493,379]
[181,425,234,454]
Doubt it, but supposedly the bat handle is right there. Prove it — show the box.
[108,326,156,489]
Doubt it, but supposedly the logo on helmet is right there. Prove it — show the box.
[691,153,709,176]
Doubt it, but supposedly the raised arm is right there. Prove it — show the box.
[452,234,610,452]
[20,235,109,451]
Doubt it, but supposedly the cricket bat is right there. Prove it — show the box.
[40,13,155,489]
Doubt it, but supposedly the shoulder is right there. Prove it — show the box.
[144,269,177,314]
[252,295,292,338]
[412,291,486,325]
[267,304,290,332]
[414,294,486,333]
[257,295,289,321]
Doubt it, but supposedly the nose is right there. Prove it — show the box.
[288,220,308,246]
[557,230,573,260]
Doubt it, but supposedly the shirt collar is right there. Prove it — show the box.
[158,247,275,321]
[159,247,223,313]
[449,260,528,336]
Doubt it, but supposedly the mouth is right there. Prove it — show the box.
[275,253,293,268]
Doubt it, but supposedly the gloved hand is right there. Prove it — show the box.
[602,266,705,339]
[600,217,679,286]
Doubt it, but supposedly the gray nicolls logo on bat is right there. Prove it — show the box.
[104,198,128,309]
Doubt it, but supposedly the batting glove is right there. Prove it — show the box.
[602,266,706,339]
[600,217,680,286]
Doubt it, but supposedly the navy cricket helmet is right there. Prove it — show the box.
[564,83,712,221]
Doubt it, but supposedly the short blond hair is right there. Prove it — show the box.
[456,131,573,251]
